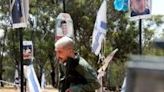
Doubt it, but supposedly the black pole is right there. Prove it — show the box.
[63,0,66,13]
[139,19,142,55]
[19,28,24,92]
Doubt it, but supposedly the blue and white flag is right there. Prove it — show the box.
[26,65,41,92]
[91,0,107,56]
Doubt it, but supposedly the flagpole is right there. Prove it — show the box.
[101,1,107,91]
[63,0,66,13]
[98,1,107,92]
[99,34,106,92]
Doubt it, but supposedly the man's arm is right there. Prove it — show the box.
[59,64,68,92]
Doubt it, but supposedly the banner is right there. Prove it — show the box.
[10,0,29,28]
[24,65,41,92]
[23,41,41,92]
[55,13,74,41]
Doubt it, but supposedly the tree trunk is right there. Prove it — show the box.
[49,54,56,88]
[0,29,7,87]
[0,46,4,87]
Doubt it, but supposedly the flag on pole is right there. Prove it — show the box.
[26,65,41,92]
[91,0,107,56]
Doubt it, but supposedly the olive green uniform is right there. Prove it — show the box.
[59,56,100,92]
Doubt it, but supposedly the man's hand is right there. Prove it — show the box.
[65,88,72,92]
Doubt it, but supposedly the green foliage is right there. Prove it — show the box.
[0,0,164,89]
[2,56,15,82]
[107,61,125,88]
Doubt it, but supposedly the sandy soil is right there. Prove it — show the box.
[0,86,58,92]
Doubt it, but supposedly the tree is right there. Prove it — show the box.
[0,0,164,90]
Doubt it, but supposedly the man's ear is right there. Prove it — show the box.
[69,49,74,55]
[65,48,72,54]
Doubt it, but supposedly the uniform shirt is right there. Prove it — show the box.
[59,56,100,92]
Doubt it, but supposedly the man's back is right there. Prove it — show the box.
[59,56,100,92]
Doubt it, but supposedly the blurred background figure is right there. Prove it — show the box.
[14,77,20,89]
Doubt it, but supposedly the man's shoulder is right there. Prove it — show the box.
[78,57,90,67]
[77,57,95,71]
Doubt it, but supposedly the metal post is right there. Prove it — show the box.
[63,0,66,13]
[19,28,24,92]
[139,19,142,55]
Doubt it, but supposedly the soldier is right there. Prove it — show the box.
[55,36,100,92]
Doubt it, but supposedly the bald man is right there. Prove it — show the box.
[55,36,100,92]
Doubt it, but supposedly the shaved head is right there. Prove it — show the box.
[55,36,74,49]
[55,36,75,63]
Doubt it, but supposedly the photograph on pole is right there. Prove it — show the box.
[23,41,33,65]
[55,13,74,41]
[129,0,152,20]
[10,0,29,28]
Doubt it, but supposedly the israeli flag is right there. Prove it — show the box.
[26,65,41,92]
[91,0,107,55]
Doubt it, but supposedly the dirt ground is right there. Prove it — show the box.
[0,86,58,92]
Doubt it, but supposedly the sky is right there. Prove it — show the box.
[152,0,164,15]
[0,0,164,38]
[151,0,164,38]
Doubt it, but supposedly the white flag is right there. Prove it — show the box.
[41,72,46,89]
[26,65,41,92]
[91,0,107,55]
